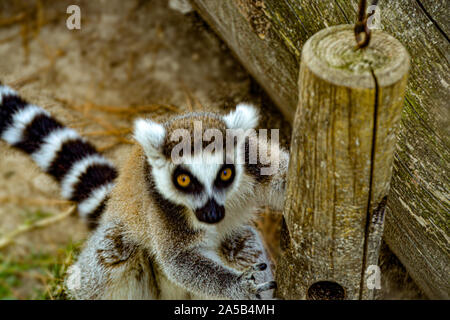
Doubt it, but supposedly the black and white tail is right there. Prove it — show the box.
[0,83,117,229]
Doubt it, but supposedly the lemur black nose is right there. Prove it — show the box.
[195,199,225,224]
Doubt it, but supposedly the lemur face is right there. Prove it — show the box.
[133,104,259,226]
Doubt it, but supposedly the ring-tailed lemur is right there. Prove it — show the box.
[0,82,289,300]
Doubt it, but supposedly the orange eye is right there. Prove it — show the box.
[177,174,191,187]
[220,168,233,181]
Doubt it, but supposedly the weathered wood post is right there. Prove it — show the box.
[276,25,410,300]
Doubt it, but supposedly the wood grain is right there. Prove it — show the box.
[276,25,409,300]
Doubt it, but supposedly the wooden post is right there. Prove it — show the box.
[276,25,410,300]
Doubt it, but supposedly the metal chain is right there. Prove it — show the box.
[354,0,379,49]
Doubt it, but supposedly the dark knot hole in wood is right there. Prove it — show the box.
[307,281,346,300]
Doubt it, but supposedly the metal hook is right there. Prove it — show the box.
[354,0,379,49]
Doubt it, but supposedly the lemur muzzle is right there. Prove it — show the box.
[195,199,225,224]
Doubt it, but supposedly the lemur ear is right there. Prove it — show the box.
[133,118,166,160]
[223,103,259,130]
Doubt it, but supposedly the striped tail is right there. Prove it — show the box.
[0,83,117,229]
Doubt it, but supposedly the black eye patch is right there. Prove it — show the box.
[172,166,203,194]
[214,164,235,189]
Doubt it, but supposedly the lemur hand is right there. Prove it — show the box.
[235,263,277,299]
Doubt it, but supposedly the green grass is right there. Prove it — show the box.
[0,241,82,300]
[20,209,54,225]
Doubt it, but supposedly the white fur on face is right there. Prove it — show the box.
[138,104,262,234]
[184,152,227,206]
[150,152,225,212]
[148,147,257,235]
[223,103,259,130]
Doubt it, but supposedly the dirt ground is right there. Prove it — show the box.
[0,0,424,299]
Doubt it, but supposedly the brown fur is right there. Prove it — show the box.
[105,146,202,252]
[67,143,278,299]
[220,227,264,270]
[67,107,288,299]
[162,112,228,159]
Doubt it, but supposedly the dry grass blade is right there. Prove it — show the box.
[0,205,76,249]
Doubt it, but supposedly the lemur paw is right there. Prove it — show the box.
[236,263,277,300]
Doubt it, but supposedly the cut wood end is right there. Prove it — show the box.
[302,24,410,88]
